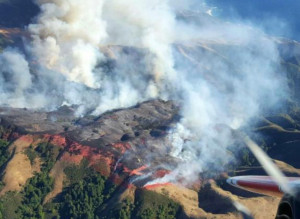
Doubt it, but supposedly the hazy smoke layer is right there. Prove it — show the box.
[0,0,287,183]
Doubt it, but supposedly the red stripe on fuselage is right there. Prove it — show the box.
[237,180,282,195]
[229,176,300,197]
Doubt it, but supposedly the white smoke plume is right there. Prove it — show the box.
[29,0,107,88]
[0,49,32,107]
[0,0,288,184]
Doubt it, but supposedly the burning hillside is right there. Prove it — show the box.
[1,0,300,218]
[2,98,300,218]
[0,100,180,187]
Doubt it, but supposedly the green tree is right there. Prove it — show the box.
[59,171,110,218]
[0,139,10,168]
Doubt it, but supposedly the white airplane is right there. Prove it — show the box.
[227,135,300,219]
[227,175,300,219]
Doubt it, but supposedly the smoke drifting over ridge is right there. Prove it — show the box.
[0,0,288,183]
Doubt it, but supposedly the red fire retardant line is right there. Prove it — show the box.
[144,183,173,190]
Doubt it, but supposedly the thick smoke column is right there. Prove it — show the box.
[29,0,107,88]
[0,0,288,184]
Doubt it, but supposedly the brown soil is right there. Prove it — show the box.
[147,180,280,219]
[0,135,40,195]
[147,183,207,218]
